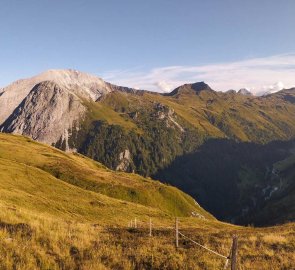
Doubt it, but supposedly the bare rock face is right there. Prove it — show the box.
[116,149,131,171]
[0,69,113,125]
[153,103,184,132]
[0,81,86,148]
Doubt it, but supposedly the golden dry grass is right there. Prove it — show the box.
[0,206,294,270]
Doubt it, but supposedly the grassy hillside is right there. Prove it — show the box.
[0,133,211,219]
[1,204,294,270]
[0,133,294,269]
[101,85,295,143]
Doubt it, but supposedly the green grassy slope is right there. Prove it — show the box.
[159,89,295,141]
[65,85,295,179]
[0,157,165,224]
[101,86,295,143]
[2,81,295,178]
[0,133,212,220]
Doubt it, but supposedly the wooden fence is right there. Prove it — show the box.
[127,217,238,270]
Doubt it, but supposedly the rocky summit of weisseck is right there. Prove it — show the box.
[0,70,128,147]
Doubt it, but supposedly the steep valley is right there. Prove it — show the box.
[155,138,295,226]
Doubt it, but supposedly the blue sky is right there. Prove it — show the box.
[1,0,295,92]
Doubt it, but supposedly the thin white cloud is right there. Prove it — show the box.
[154,81,172,92]
[259,81,285,95]
[101,53,295,94]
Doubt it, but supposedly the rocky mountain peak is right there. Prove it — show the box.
[238,88,253,96]
[0,69,113,125]
[39,69,104,88]
[190,82,212,92]
[31,80,60,91]
[167,81,213,96]
[0,80,86,147]
[30,69,114,101]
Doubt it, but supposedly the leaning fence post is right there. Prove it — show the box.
[149,218,152,237]
[175,217,179,248]
[231,235,238,270]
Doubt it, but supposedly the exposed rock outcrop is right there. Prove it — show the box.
[116,149,132,171]
[0,81,86,146]
[153,103,184,132]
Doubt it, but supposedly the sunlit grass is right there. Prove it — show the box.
[0,205,294,270]
[0,133,294,269]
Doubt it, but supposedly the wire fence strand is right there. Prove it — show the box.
[127,218,231,262]
[178,231,228,259]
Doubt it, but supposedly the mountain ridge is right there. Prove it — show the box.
[1,69,295,225]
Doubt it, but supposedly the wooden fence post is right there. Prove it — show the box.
[149,218,152,237]
[224,239,233,269]
[134,218,137,229]
[231,235,238,270]
[175,217,179,248]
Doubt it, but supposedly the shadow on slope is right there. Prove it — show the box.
[155,138,295,226]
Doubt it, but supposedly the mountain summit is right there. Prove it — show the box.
[1,80,86,146]
[168,81,213,96]
[0,69,114,126]
[238,88,253,96]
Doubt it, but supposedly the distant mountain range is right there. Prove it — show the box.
[1,69,295,225]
